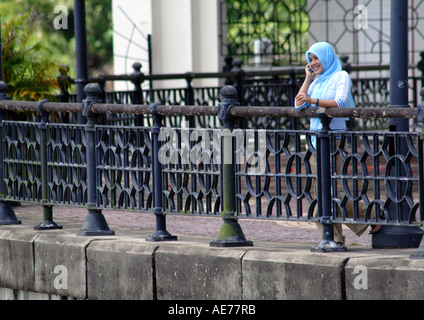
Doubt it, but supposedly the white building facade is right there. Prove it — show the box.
[112,0,223,89]
[112,0,424,88]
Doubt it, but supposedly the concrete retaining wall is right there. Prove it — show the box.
[0,228,423,300]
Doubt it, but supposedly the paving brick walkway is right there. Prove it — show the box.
[13,204,373,246]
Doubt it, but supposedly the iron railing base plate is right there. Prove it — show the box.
[210,239,253,247]
[311,240,347,252]
[145,232,178,242]
[410,234,424,259]
[409,251,424,259]
[77,210,115,237]
[34,220,63,230]
[0,220,22,225]
[372,226,424,248]
[211,218,253,247]
[76,230,115,236]
[0,202,21,225]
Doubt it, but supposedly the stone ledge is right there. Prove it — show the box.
[242,251,349,300]
[86,240,159,300]
[154,245,247,300]
[0,229,38,292]
[34,233,93,299]
[0,218,423,300]
[345,255,424,300]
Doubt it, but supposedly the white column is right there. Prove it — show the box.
[112,0,152,90]
[113,0,222,90]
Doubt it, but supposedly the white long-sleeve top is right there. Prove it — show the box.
[295,70,353,132]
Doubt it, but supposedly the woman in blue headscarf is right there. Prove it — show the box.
[295,42,381,246]
[295,41,354,141]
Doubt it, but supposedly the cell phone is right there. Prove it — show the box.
[308,65,314,73]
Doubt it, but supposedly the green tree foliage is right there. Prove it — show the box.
[1,0,113,79]
[226,0,309,65]
[1,12,61,100]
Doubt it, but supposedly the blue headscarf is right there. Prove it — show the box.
[306,42,342,101]
[305,42,354,146]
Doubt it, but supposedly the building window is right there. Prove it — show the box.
[221,0,309,66]
[220,0,424,67]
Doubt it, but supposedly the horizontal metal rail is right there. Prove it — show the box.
[0,100,417,119]
[0,100,81,113]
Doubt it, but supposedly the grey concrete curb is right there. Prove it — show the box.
[0,214,423,300]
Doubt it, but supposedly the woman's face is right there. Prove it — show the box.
[308,54,324,74]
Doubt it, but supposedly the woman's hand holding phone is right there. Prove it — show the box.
[306,64,314,76]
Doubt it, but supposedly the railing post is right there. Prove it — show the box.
[57,64,71,103]
[77,83,114,236]
[311,108,347,252]
[375,0,424,248]
[223,56,234,85]
[410,88,424,258]
[231,59,245,104]
[34,99,62,230]
[210,86,253,247]
[145,103,177,242]
[288,70,299,130]
[231,59,247,130]
[417,52,424,90]
[340,55,354,135]
[74,0,89,125]
[0,81,21,225]
[184,72,195,127]
[131,62,144,126]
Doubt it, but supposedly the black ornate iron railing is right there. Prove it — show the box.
[96,125,152,210]
[54,61,424,132]
[0,82,423,254]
